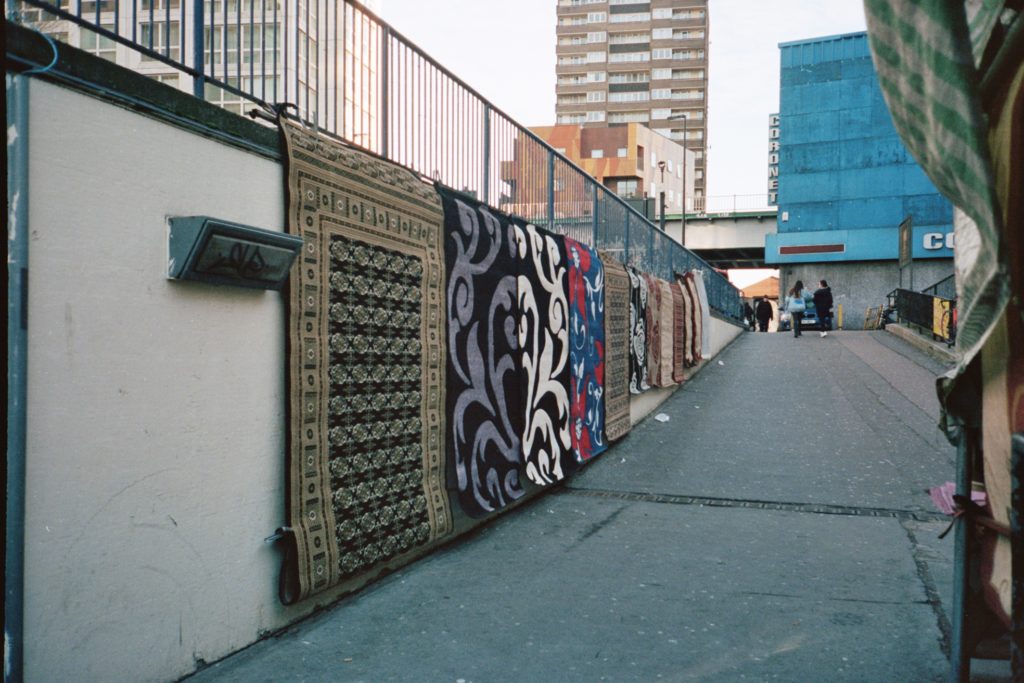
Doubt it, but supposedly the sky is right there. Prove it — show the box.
[377,0,868,202]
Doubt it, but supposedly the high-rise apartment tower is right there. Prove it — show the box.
[555,0,709,202]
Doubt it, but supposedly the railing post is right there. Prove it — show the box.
[624,212,630,265]
[647,215,655,272]
[483,104,491,205]
[592,189,599,247]
[547,151,555,230]
[192,0,205,99]
[380,26,390,158]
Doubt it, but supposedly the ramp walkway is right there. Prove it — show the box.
[191,332,971,682]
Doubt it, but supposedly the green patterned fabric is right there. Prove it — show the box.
[863,0,1010,429]
[965,0,1005,66]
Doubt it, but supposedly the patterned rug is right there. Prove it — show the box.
[643,273,664,387]
[439,188,526,518]
[280,118,451,604]
[599,252,632,441]
[564,237,607,462]
[671,281,686,383]
[514,221,573,484]
[676,272,695,368]
[627,266,651,394]
[692,271,712,359]
[657,279,675,387]
[684,272,703,363]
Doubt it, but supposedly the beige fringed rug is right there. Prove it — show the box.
[598,252,632,441]
[279,118,452,604]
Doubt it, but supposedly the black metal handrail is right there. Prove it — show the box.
[921,273,956,301]
[892,287,956,344]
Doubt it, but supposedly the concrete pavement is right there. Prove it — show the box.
[189,331,974,683]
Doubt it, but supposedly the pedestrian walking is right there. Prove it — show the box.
[784,281,810,338]
[743,301,755,331]
[755,297,773,332]
[813,280,834,337]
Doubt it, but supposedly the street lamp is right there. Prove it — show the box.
[666,113,688,246]
[657,160,667,231]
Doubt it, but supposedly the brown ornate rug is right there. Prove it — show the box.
[657,279,675,387]
[670,281,686,383]
[643,273,664,387]
[684,272,703,363]
[599,252,631,441]
[677,272,695,368]
[279,118,452,604]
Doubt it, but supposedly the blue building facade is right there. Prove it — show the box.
[766,32,953,267]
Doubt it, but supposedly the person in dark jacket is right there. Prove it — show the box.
[813,280,834,337]
[755,298,773,332]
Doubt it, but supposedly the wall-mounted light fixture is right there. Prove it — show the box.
[168,216,303,290]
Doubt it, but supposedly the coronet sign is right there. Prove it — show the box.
[767,113,780,205]
[923,232,955,250]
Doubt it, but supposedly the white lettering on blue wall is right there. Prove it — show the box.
[767,113,780,205]
[923,232,955,250]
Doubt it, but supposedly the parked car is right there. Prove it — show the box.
[778,302,818,332]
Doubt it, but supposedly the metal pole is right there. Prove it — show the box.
[483,104,491,205]
[6,72,30,683]
[592,188,599,247]
[192,0,205,98]
[380,26,389,158]
[668,239,674,280]
[547,151,555,230]
[681,115,688,246]
[647,210,655,272]
[658,161,666,232]
[951,426,974,683]
[624,212,631,264]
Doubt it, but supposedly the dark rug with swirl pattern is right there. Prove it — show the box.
[514,221,574,485]
[627,265,651,395]
[438,187,526,518]
[280,118,452,604]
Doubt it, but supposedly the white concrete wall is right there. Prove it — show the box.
[21,79,320,683]
[629,314,745,422]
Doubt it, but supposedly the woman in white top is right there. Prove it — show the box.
[784,280,810,338]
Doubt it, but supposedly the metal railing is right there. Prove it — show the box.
[892,288,956,345]
[9,0,742,319]
[920,273,957,302]
[694,194,776,215]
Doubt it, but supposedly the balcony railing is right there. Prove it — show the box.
[10,0,743,320]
